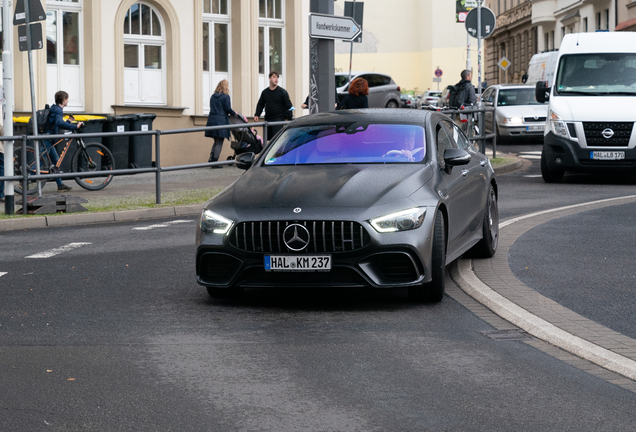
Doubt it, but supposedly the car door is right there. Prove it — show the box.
[482,88,494,133]
[437,120,485,258]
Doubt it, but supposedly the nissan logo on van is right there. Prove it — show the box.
[602,128,615,139]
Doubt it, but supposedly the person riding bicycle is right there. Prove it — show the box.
[43,90,84,191]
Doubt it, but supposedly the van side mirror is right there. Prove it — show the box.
[235,152,255,170]
[536,81,551,103]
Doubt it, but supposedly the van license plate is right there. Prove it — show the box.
[265,255,331,272]
[590,151,625,160]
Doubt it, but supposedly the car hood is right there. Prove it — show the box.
[549,96,636,122]
[496,104,548,118]
[209,164,434,214]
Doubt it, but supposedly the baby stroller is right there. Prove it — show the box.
[227,113,264,160]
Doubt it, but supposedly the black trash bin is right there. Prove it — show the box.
[76,116,106,145]
[103,115,132,169]
[128,113,156,168]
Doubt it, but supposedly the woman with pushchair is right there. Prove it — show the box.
[205,79,236,167]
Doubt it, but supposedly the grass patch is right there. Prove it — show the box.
[0,187,225,218]
[489,157,511,167]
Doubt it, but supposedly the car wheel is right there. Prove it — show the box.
[541,150,564,183]
[206,286,243,299]
[386,100,399,108]
[408,210,446,303]
[467,185,499,258]
[495,125,508,145]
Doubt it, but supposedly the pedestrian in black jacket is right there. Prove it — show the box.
[205,79,236,166]
[254,71,293,141]
[337,78,369,110]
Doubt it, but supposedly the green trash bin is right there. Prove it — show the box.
[103,115,133,169]
[128,113,156,168]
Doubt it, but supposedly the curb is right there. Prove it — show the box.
[492,155,524,175]
[0,204,202,232]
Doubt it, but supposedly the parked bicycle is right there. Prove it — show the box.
[13,126,115,194]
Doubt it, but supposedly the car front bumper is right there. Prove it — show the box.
[543,131,636,173]
[498,123,545,138]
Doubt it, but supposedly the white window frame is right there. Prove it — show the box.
[258,0,285,93]
[46,0,84,111]
[202,0,232,114]
[123,2,167,106]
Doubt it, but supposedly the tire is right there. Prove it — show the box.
[495,125,508,146]
[467,185,499,258]
[408,210,446,303]
[206,286,243,299]
[386,100,399,108]
[13,144,49,195]
[71,142,115,191]
[541,149,564,183]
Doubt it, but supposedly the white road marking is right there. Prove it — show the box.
[521,150,542,155]
[524,175,543,178]
[25,243,92,259]
[0,272,7,278]
[132,220,194,231]
[520,155,541,160]
[501,195,636,228]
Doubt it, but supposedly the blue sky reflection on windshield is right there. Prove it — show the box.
[264,124,426,165]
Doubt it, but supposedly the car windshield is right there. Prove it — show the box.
[263,123,426,165]
[497,88,543,106]
[556,53,636,95]
[427,92,441,97]
[335,75,350,88]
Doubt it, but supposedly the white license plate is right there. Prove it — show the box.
[526,125,544,132]
[590,151,625,160]
[265,255,331,272]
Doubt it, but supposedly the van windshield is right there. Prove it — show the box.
[555,53,636,95]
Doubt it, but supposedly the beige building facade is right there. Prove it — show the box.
[616,0,636,31]
[333,0,479,95]
[2,0,310,166]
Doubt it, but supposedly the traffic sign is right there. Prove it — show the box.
[498,57,511,70]
[344,2,364,43]
[309,13,362,41]
[435,68,443,78]
[13,0,46,25]
[432,77,442,83]
[18,22,43,52]
[465,7,496,39]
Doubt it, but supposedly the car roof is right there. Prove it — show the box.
[488,84,536,90]
[335,71,391,77]
[287,109,433,127]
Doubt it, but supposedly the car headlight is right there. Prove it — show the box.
[549,109,569,138]
[369,207,427,233]
[200,209,234,234]
[503,117,523,125]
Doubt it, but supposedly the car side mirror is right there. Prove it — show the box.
[444,148,471,167]
[535,81,551,103]
[235,152,255,170]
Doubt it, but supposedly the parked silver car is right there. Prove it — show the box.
[335,72,401,108]
[482,84,548,144]
[416,90,442,109]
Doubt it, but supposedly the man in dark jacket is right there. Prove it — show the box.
[44,91,84,191]
[454,70,477,107]
[254,72,293,141]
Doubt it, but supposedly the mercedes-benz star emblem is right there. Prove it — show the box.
[293,207,302,213]
[283,224,310,251]
[602,128,615,139]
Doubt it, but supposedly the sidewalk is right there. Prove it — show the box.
[0,151,523,230]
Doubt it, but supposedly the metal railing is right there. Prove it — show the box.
[0,120,290,214]
[428,105,497,157]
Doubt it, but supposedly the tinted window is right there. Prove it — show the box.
[450,123,473,151]
[335,75,350,88]
[263,124,426,165]
[366,74,390,87]
[436,122,456,166]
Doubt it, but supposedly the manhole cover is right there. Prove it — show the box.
[479,329,533,341]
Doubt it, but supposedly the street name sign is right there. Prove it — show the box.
[465,7,496,39]
[309,13,362,41]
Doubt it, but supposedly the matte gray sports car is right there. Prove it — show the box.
[196,109,499,302]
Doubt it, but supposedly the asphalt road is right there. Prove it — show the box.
[2,210,636,430]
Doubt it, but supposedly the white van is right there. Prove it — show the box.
[536,32,636,182]
[526,51,559,87]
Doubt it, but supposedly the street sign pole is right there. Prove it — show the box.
[24,0,42,197]
[477,0,484,154]
[309,1,336,114]
[347,0,356,87]
[3,0,15,214]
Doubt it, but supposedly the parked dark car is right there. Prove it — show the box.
[400,94,415,108]
[196,109,499,302]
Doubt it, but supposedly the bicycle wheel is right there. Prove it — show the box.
[13,144,50,195]
[71,142,115,191]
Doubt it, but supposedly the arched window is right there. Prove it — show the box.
[202,0,231,113]
[123,2,166,104]
[258,0,285,92]
[46,0,83,110]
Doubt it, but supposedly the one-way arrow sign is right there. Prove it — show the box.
[309,13,362,41]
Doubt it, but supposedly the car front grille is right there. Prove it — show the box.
[230,221,371,253]
[523,116,546,123]
[583,122,633,146]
